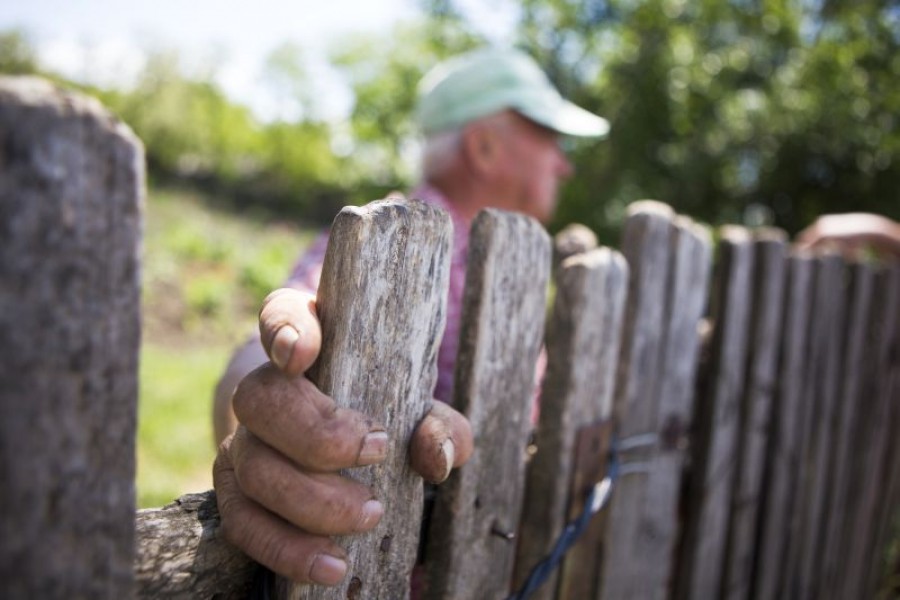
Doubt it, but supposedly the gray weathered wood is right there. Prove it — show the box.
[793,254,846,600]
[279,199,452,600]
[752,253,814,600]
[0,76,143,598]
[865,264,900,597]
[135,491,256,599]
[600,203,712,600]
[513,246,628,600]
[839,264,900,600]
[425,209,551,600]
[552,223,599,270]
[677,226,755,600]
[722,231,788,600]
[818,262,875,600]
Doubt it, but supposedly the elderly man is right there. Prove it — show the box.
[212,47,609,587]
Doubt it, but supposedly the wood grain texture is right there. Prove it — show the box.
[865,264,900,597]
[280,199,452,600]
[601,203,712,600]
[838,264,900,600]
[135,491,256,599]
[722,231,788,600]
[752,253,814,600]
[793,254,847,600]
[513,247,628,600]
[0,76,143,598]
[677,226,755,600]
[818,262,875,600]
[425,209,551,600]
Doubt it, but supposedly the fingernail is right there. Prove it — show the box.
[358,431,388,465]
[440,438,455,482]
[271,325,299,371]
[310,553,347,586]
[357,499,384,530]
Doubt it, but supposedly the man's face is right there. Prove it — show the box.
[497,112,574,224]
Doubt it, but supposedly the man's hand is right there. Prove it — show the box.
[796,213,900,260]
[213,288,473,585]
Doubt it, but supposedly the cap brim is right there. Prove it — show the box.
[520,100,610,138]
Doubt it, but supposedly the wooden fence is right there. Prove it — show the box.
[2,77,898,599]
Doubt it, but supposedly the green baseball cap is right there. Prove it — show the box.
[415,47,610,138]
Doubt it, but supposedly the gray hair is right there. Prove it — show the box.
[420,128,463,182]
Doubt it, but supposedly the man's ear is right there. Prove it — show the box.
[461,122,499,176]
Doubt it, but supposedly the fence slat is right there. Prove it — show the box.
[600,202,712,600]
[677,226,755,600]
[722,231,788,600]
[839,264,900,600]
[425,209,550,600]
[752,253,815,600]
[513,246,628,600]
[818,262,876,600]
[279,199,452,600]
[789,255,847,600]
[0,76,143,598]
[865,264,900,596]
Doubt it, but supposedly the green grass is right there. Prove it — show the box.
[137,344,224,507]
[137,185,317,508]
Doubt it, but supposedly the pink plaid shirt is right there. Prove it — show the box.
[286,185,470,405]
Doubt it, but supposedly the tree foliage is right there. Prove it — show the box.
[1,0,897,233]
[465,0,900,238]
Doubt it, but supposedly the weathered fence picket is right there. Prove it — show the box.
[600,202,712,600]
[283,200,452,600]
[796,254,848,600]
[820,262,876,600]
[425,209,551,600]
[0,77,143,598]
[752,253,815,600]
[513,244,628,600]
[866,265,900,597]
[839,265,900,600]
[5,78,900,600]
[722,231,788,600]
[678,226,756,600]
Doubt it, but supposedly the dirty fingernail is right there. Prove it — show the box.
[310,554,347,586]
[271,325,299,371]
[358,431,388,465]
[357,499,384,530]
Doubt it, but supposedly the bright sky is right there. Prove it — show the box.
[0,0,518,121]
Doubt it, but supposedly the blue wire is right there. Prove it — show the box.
[507,451,620,600]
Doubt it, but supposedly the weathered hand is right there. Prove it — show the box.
[213,288,472,585]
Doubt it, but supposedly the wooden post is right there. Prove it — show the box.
[279,199,452,600]
[600,202,712,600]
[677,226,755,600]
[751,253,814,600]
[0,77,143,597]
[512,245,628,600]
[722,231,788,600]
[425,209,551,600]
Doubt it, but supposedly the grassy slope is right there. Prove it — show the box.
[138,186,316,507]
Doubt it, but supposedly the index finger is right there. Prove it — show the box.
[233,363,389,472]
[259,288,322,376]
